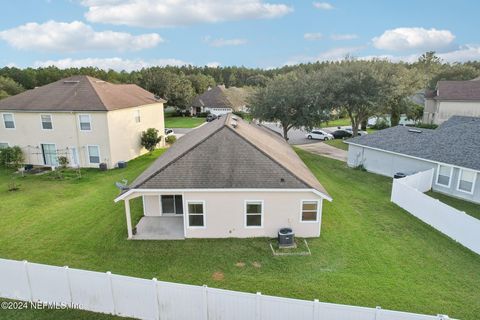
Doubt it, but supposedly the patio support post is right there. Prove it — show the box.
[125,199,133,239]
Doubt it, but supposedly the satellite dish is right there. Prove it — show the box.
[115,179,129,191]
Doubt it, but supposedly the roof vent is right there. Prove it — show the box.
[95,80,106,83]
[232,116,238,121]
[231,121,238,128]
[408,129,422,133]
[64,80,80,84]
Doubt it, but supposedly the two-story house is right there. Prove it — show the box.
[0,75,165,169]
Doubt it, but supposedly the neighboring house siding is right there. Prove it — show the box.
[423,100,480,125]
[107,103,165,167]
[0,111,111,168]
[347,145,480,204]
[143,191,323,238]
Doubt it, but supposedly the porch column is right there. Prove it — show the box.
[125,199,133,239]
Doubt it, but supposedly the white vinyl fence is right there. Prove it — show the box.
[391,169,480,255]
[0,258,452,320]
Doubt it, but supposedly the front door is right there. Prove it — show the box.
[69,147,79,167]
[160,195,184,215]
[41,144,58,166]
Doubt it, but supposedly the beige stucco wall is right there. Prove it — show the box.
[0,110,111,168]
[107,103,165,167]
[423,100,480,124]
[142,191,324,238]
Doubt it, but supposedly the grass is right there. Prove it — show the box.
[319,117,351,128]
[0,150,480,319]
[164,116,205,128]
[426,191,480,220]
[324,139,348,151]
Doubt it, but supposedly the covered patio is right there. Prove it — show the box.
[132,216,184,240]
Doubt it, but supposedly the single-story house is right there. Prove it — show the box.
[190,85,251,116]
[423,78,480,125]
[346,116,480,204]
[0,75,165,168]
[115,114,332,240]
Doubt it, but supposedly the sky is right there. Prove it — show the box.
[0,0,479,71]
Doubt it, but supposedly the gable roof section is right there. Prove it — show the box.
[346,116,480,171]
[129,114,330,199]
[0,75,165,112]
[429,78,480,101]
[191,85,250,111]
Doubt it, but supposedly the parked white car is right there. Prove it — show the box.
[165,128,175,136]
[306,130,333,141]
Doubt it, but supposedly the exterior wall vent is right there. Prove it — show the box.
[408,129,422,133]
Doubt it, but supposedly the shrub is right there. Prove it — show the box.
[166,135,177,144]
[141,128,162,152]
[195,111,210,118]
[0,146,24,169]
[58,156,69,168]
[371,119,389,130]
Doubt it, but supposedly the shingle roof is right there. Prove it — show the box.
[191,85,251,111]
[130,114,330,199]
[0,75,165,112]
[346,116,480,171]
[428,78,480,101]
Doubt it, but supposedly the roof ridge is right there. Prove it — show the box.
[84,76,109,111]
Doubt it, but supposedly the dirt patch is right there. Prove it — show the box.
[251,261,262,268]
[235,262,245,268]
[212,271,225,281]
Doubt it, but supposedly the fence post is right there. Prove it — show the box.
[152,278,160,320]
[313,299,319,320]
[374,306,381,320]
[255,292,262,320]
[203,285,209,320]
[64,266,73,305]
[23,260,33,302]
[106,271,116,315]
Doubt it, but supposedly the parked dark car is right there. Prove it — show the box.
[206,114,218,122]
[331,129,353,139]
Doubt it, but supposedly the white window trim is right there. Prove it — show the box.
[134,109,141,123]
[40,114,54,131]
[2,113,15,130]
[87,145,101,165]
[40,142,58,167]
[78,114,92,131]
[300,199,320,223]
[244,200,264,228]
[159,194,184,216]
[456,168,477,195]
[435,164,453,188]
[186,200,206,229]
[0,142,9,149]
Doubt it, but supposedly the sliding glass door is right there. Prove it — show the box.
[41,144,58,166]
[160,195,184,215]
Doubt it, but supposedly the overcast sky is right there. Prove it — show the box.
[0,0,479,71]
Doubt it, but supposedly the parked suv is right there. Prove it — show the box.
[206,114,218,122]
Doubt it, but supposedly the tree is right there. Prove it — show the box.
[0,146,24,169]
[140,128,162,152]
[249,71,331,140]
[427,64,479,89]
[188,74,216,94]
[0,76,25,99]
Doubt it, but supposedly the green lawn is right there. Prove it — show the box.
[1,150,479,319]
[324,139,348,151]
[164,116,205,128]
[426,191,480,220]
[319,117,351,128]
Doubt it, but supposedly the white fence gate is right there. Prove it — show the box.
[0,258,452,320]
[391,169,480,255]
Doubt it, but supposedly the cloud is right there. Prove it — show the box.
[285,46,362,65]
[372,27,455,51]
[204,37,247,47]
[34,57,190,71]
[331,34,358,41]
[437,44,480,62]
[0,21,162,52]
[304,33,323,41]
[206,62,221,68]
[81,0,292,27]
[312,2,334,10]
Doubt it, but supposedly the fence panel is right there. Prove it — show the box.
[110,274,158,320]
[260,295,314,320]
[316,302,376,320]
[27,262,70,304]
[207,287,256,320]
[68,268,115,314]
[377,309,440,320]
[0,259,30,301]
[157,281,206,320]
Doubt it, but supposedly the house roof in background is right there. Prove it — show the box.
[428,78,480,101]
[347,116,480,171]
[191,85,251,111]
[130,114,330,199]
[0,75,165,112]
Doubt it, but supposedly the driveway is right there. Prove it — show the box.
[261,123,316,145]
[296,142,348,162]
[170,122,206,139]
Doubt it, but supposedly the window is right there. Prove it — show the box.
[41,114,53,130]
[457,169,477,194]
[79,114,91,131]
[134,110,141,123]
[87,145,100,164]
[301,200,319,222]
[245,201,263,227]
[161,195,184,215]
[436,165,452,187]
[0,142,8,149]
[2,113,15,129]
[187,201,205,227]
